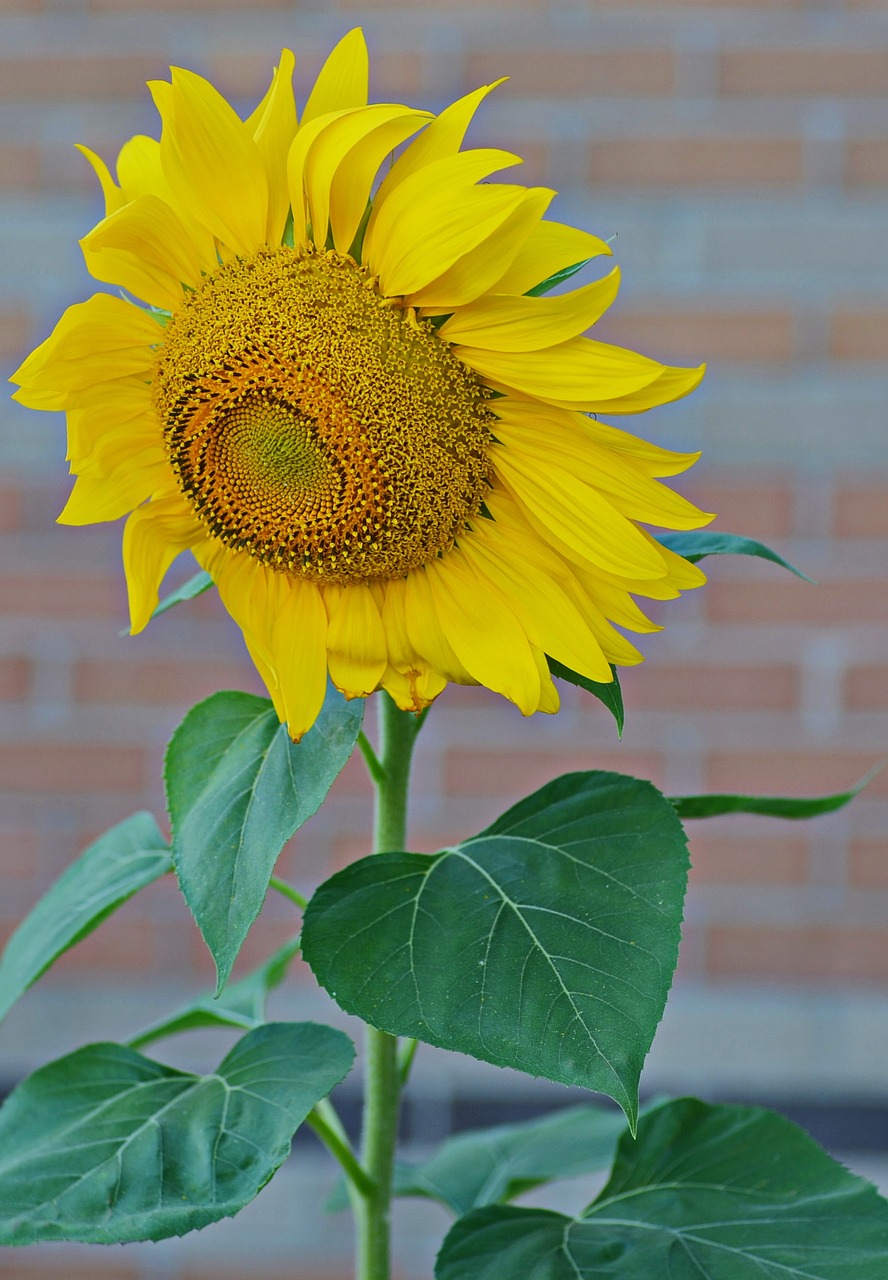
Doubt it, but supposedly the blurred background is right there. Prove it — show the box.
[1,0,887,1275]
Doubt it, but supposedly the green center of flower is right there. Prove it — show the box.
[152,245,493,583]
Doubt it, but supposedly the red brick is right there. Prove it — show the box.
[845,138,888,186]
[327,747,374,798]
[51,916,156,975]
[625,662,798,712]
[845,665,888,711]
[444,748,664,797]
[211,50,427,101]
[0,484,24,533]
[830,309,888,360]
[684,478,794,539]
[588,137,803,187]
[466,49,676,97]
[0,311,30,360]
[706,751,886,798]
[0,744,146,793]
[73,656,259,705]
[0,826,40,879]
[706,578,888,625]
[183,1270,354,1280]
[688,833,808,885]
[707,924,888,983]
[0,1263,139,1280]
[0,144,39,192]
[0,56,164,100]
[1,572,124,619]
[598,307,794,363]
[0,656,32,701]
[95,0,285,8]
[719,49,888,97]
[0,0,43,9]
[849,838,888,889]
[834,482,888,537]
[590,0,799,6]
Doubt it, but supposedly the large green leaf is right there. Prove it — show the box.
[658,529,812,580]
[436,1097,888,1279]
[0,812,171,1023]
[126,937,300,1050]
[303,771,689,1124]
[0,1022,354,1245]
[395,1104,627,1216]
[672,771,875,820]
[166,686,363,991]
[548,659,624,736]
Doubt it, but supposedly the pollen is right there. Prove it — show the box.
[152,245,493,582]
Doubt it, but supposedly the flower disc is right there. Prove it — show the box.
[153,245,493,583]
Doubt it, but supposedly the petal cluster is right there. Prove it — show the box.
[11,29,711,738]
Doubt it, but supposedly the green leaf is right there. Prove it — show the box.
[436,1097,888,1279]
[151,568,214,619]
[548,659,623,736]
[166,685,363,993]
[0,1022,354,1245]
[525,258,595,297]
[126,937,301,1050]
[0,812,171,1024]
[396,1104,626,1216]
[303,771,689,1125]
[658,529,813,581]
[672,769,877,820]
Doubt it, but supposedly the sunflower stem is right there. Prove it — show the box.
[356,692,419,1280]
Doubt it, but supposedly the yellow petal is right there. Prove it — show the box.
[380,664,446,713]
[246,50,298,244]
[492,404,712,532]
[373,80,506,208]
[303,105,429,254]
[365,151,524,296]
[439,267,619,349]
[425,553,542,715]
[530,645,560,714]
[59,454,170,526]
[75,145,124,216]
[155,67,268,258]
[65,400,159,473]
[593,362,706,415]
[581,416,701,479]
[270,577,329,740]
[116,135,164,201]
[10,294,159,410]
[492,442,667,579]
[492,219,612,296]
[460,522,613,684]
[80,194,207,309]
[286,108,355,247]
[326,583,387,697]
[302,28,369,124]
[410,187,554,311]
[122,490,203,632]
[404,566,476,686]
[458,335,664,411]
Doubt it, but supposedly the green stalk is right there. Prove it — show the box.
[355,692,421,1280]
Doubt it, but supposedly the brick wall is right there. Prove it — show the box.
[1,0,887,1275]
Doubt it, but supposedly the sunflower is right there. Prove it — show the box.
[11,29,711,738]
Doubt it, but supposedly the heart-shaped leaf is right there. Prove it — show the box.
[0,811,171,1023]
[303,771,689,1124]
[166,685,363,991]
[0,1022,354,1245]
[436,1097,888,1279]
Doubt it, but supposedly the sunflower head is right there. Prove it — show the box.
[11,29,711,739]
